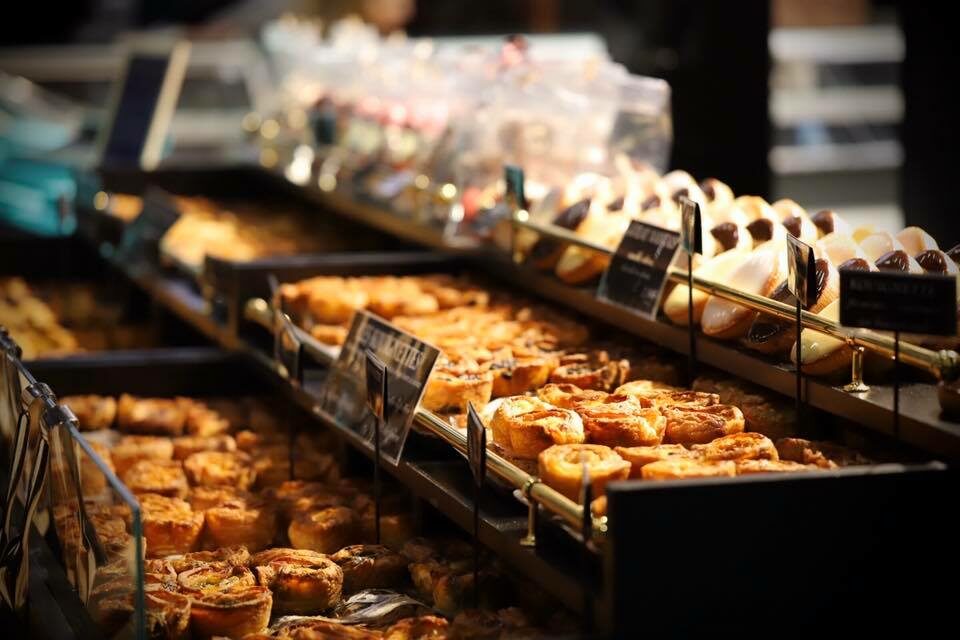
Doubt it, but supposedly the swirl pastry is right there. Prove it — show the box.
[183,451,255,490]
[615,444,699,478]
[384,616,450,640]
[62,395,117,431]
[548,351,629,392]
[486,350,559,397]
[641,458,736,480]
[537,444,631,502]
[575,395,665,447]
[663,248,749,325]
[535,383,608,409]
[289,506,358,554]
[251,547,343,614]
[111,435,174,476]
[701,241,787,339]
[172,434,237,460]
[661,404,745,446]
[139,493,204,557]
[122,460,189,498]
[204,498,277,551]
[489,396,584,459]
[117,394,188,436]
[421,359,494,414]
[488,396,552,446]
[691,432,778,462]
[187,585,272,640]
[735,459,816,475]
[330,544,408,593]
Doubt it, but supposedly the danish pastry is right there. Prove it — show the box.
[116,394,187,437]
[641,458,736,480]
[691,432,778,462]
[183,450,255,490]
[548,351,629,392]
[121,459,189,498]
[330,544,409,593]
[535,383,607,409]
[166,546,251,574]
[187,585,272,640]
[537,444,631,502]
[183,400,233,437]
[172,434,237,461]
[144,585,191,640]
[661,404,745,446]
[252,547,344,614]
[62,395,117,431]
[614,444,699,478]
[139,493,204,557]
[489,396,584,459]
[110,435,174,476]
[735,459,816,475]
[288,506,358,554]
[204,498,278,552]
[188,486,253,511]
[384,616,450,640]
[486,351,559,397]
[177,563,256,593]
[421,359,494,414]
[575,395,665,447]
[775,437,870,468]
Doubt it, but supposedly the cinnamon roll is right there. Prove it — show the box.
[183,450,255,490]
[330,544,408,593]
[116,394,187,437]
[122,459,189,498]
[139,493,204,557]
[204,498,277,552]
[537,444,631,502]
[641,458,736,480]
[661,404,745,446]
[187,585,272,640]
[172,434,237,461]
[288,506,358,554]
[111,435,174,476]
[251,547,343,614]
[575,395,665,447]
[548,351,629,392]
[691,432,778,462]
[615,444,699,478]
[62,395,117,431]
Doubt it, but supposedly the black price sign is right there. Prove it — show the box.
[466,402,487,487]
[504,165,526,211]
[114,188,180,270]
[840,271,957,335]
[786,235,817,308]
[320,311,440,464]
[598,220,681,320]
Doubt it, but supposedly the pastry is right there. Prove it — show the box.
[615,444,699,478]
[772,199,818,245]
[183,450,255,490]
[188,486,253,511]
[187,585,272,640]
[775,437,870,468]
[266,480,345,523]
[450,607,539,640]
[144,585,191,640]
[486,350,559,397]
[204,498,277,551]
[528,198,592,270]
[691,432,778,461]
[432,569,512,615]
[177,563,256,593]
[139,493,204,557]
[643,389,719,409]
[330,544,409,593]
[183,400,234,437]
[692,377,796,440]
[384,616,450,640]
[535,383,608,409]
[111,435,174,476]
[575,395,665,447]
[78,439,114,496]
[274,619,383,639]
[896,226,938,256]
[554,209,630,285]
[641,458,736,480]
[701,241,787,339]
[116,394,188,436]
[488,396,554,447]
[490,401,584,459]
[859,231,906,263]
[816,232,872,267]
[421,359,494,414]
[253,445,339,489]
[809,209,851,238]
[252,547,344,614]
[661,404,745,446]
[537,444,631,502]
[172,434,237,460]
[947,244,960,265]
[735,459,816,475]
[62,395,117,430]
[354,496,417,548]
[122,459,189,498]
[548,351,629,392]
[612,379,678,403]
[288,506,358,554]
[664,248,749,325]
[165,546,251,574]
[699,178,735,213]
[790,299,852,377]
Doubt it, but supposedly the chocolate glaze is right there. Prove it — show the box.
[746,218,775,243]
[915,249,951,273]
[641,194,661,211]
[699,180,717,201]
[838,257,871,272]
[671,187,690,204]
[710,222,740,252]
[875,249,912,272]
[783,216,803,239]
[607,196,625,212]
[946,244,960,265]
[747,259,831,344]
[810,210,838,236]
[529,199,590,263]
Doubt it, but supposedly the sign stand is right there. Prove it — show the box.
[679,197,703,387]
[785,235,816,431]
[579,458,594,636]
[466,402,487,609]
[365,350,388,544]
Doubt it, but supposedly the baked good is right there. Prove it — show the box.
[188,486,253,511]
[274,619,383,639]
[735,459,817,475]
[809,209,850,238]
[450,607,539,640]
[177,563,256,593]
[354,496,417,549]
[554,210,629,285]
[121,459,189,498]
[204,498,277,551]
[548,351,629,392]
[488,395,584,459]
[183,450,255,490]
[614,444,699,478]
[432,570,512,615]
[187,585,272,639]
[144,585,191,640]
[139,493,204,557]
[535,383,608,409]
[661,404,745,446]
[875,249,923,273]
[384,616,450,640]
[915,249,959,274]
[183,400,233,437]
[790,299,852,377]
[165,546,251,574]
[692,377,796,440]
[574,395,665,447]
[691,432,778,462]
[266,480,346,523]
[421,359,494,414]
[486,351,558,397]
[537,444,631,502]
[663,249,749,325]
[897,226,938,256]
[644,389,719,409]
[775,437,870,468]
[78,440,114,496]
[528,198,592,270]
[612,380,678,403]
[330,544,409,593]
[288,506,358,554]
[116,394,187,436]
[252,547,344,614]
[172,434,237,460]
[111,435,174,476]
[62,395,117,431]
[701,241,787,339]
[641,458,736,480]
[816,232,872,267]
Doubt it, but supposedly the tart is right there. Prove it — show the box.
[288,506,358,554]
[252,547,344,614]
[110,435,174,476]
[166,546,251,574]
[187,585,272,640]
[183,450,255,490]
[330,544,409,593]
[116,394,187,437]
[139,493,204,557]
[574,395,665,447]
[661,404,746,446]
[121,459,189,499]
[775,437,870,468]
[204,498,277,552]
[62,395,117,431]
[537,444,631,502]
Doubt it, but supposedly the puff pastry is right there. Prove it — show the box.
[252,547,344,614]
[537,444,631,502]
[187,585,272,640]
[183,450,255,490]
[117,394,187,437]
[661,404,745,446]
[614,444,699,478]
[139,493,204,557]
[641,458,736,480]
[691,432,778,462]
[574,395,665,447]
[121,459,189,498]
[288,506,358,554]
[330,544,409,594]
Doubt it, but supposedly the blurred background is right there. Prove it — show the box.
[1,0,956,242]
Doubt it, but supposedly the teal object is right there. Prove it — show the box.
[0,158,76,236]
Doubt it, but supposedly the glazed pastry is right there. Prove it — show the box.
[288,506,358,554]
[486,350,559,397]
[188,486,253,511]
[116,394,187,436]
[384,616,450,640]
[421,359,494,414]
[139,493,204,557]
[252,547,344,614]
[641,458,736,480]
[661,404,745,446]
[691,432,779,462]
[709,222,752,253]
[897,226,938,256]
[110,435,174,476]
[664,249,748,326]
[615,444,699,478]
[121,459,189,498]
[172,434,237,460]
[204,498,277,551]
[745,258,839,355]
[775,437,870,468]
[745,217,787,247]
[809,209,851,238]
[790,299,852,377]
[528,198,592,270]
[62,395,117,430]
[187,585,272,640]
[537,444,631,502]
[548,351,629,392]
[735,459,816,475]
[183,451,255,490]
[535,383,608,409]
[574,394,665,447]
[875,249,923,273]
[330,544,408,593]
[554,210,630,285]
[838,257,874,272]
[701,241,787,339]
[915,249,959,274]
